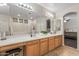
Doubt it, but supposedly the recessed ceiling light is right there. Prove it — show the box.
[64,20,67,23]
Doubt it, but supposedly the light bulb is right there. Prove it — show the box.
[23,4,27,7]
[64,20,67,23]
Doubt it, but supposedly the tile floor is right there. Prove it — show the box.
[45,46,79,56]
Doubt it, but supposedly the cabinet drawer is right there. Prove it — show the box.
[26,40,39,45]
[49,36,54,39]
[55,35,62,38]
[32,40,39,44]
[40,38,48,43]
[26,41,33,45]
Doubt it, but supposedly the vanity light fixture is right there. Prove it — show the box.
[15,3,33,11]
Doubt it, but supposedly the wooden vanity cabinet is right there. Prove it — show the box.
[40,38,49,55]
[0,35,62,56]
[24,40,40,56]
[49,37,55,51]
[54,35,62,48]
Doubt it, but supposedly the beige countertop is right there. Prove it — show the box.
[0,32,63,47]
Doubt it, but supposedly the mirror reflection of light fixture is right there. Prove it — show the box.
[15,3,33,11]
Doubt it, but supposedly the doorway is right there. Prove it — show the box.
[63,12,77,48]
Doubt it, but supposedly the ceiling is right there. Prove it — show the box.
[38,3,79,12]
[0,5,9,15]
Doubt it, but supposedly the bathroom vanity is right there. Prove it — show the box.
[0,34,63,56]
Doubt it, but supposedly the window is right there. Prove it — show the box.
[24,19,28,24]
[19,19,23,23]
[13,18,18,22]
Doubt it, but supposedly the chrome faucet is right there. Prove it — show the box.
[30,25,36,37]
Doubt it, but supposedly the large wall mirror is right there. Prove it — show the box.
[0,3,56,38]
[0,3,11,38]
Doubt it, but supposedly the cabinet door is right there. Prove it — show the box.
[24,40,39,56]
[54,37,59,48]
[33,41,39,56]
[26,45,34,56]
[54,36,62,48]
[40,38,48,55]
[49,37,54,51]
[58,36,62,46]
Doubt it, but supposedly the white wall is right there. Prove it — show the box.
[64,13,77,32]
